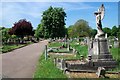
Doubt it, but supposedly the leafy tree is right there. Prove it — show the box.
[74,19,91,37]
[10,19,33,38]
[1,27,11,44]
[41,6,66,38]
[111,26,118,37]
[73,19,91,37]
[8,28,14,35]
[90,29,97,38]
[117,25,120,47]
[68,25,76,38]
[67,19,91,38]
[34,24,44,38]
[103,27,111,37]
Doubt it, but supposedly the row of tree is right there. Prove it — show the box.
[103,26,120,37]
[1,6,120,43]
[67,20,120,38]
[1,19,35,44]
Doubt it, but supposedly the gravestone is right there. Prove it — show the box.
[96,67,106,78]
[56,58,65,70]
[67,43,70,51]
[45,45,48,60]
[86,37,90,45]
[114,39,119,48]
[114,41,119,48]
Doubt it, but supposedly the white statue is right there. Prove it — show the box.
[94,4,105,38]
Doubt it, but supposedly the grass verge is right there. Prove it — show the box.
[48,42,63,47]
[110,47,120,62]
[33,53,67,79]
[1,42,33,53]
[110,47,120,71]
[70,41,88,59]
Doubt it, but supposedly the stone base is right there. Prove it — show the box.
[86,37,118,70]
[66,62,96,71]
[64,59,118,71]
[89,38,112,60]
[93,60,117,69]
[91,54,113,60]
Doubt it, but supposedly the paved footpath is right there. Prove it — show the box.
[1,40,48,78]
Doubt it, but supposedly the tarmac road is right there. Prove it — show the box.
[1,40,48,78]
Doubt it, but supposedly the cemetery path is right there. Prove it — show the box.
[1,40,48,78]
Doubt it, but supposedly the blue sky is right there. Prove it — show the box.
[1,2,118,29]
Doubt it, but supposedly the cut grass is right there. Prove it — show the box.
[110,47,120,62]
[70,41,88,59]
[49,48,69,53]
[33,53,67,79]
[1,42,33,53]
[2,44,25,53]
[73,45,88,59]
[48,42,63,47]
[110,47,120,71]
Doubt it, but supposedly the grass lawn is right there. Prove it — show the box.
[71,45,88,59]
[33,54,67,79]
[70,41,88,59]
[110,47,120,62]
[48,42,63,47]
[1,42,33,53]
[49,48,70,53]
[1,44,25,53]
[110,47,120,71]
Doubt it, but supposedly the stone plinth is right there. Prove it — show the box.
[89,38,112,60]
[64,59,117,72]
[65,60,97,71]
[88,37,117,69]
